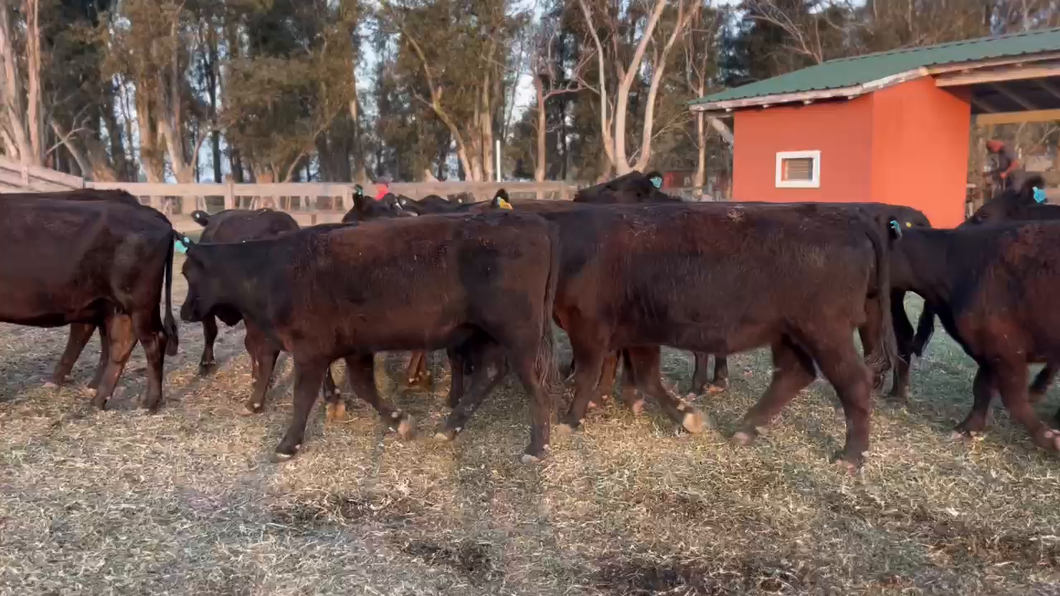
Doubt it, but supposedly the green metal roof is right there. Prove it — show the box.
[691,27,1060,108]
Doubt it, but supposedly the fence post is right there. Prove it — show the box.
[224,179,235,210]
[21,164,29,187]
[341,185,351,212]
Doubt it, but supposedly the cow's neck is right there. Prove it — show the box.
[897,230,959,307]
[203,242,277,325]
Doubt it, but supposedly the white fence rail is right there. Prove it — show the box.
[0,157,84,192]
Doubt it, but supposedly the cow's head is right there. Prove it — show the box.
[491,189,513,210]
[965,174,1047,226]
[178,237,241,326]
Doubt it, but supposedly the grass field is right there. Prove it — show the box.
[2,261,1059,595]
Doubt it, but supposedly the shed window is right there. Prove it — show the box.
[775,151,821,188]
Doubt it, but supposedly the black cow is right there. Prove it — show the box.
[188,209,343,415]
[533,202,897,470]
[179,212,560,462]
[890,222,1060,452]
[962,177,1060,402]
[341,186,410,222]
[573,170,682,204]
[0,195,178,410]
[30,189,158,390]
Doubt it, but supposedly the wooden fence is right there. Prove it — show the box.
[83,180,578,217]
[0,157,84,192]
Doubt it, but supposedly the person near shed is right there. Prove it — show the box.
[374,175,391,201]
[986,139,1022,192]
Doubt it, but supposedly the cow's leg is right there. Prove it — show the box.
[953,366,995,438]
[626,347,706,433]
[405,351,422,385]
[344,354,413,437]
[322,363,346,423]
[87,321,110,392]
[274,358,330,460]
[405,351,430,387]
[689,352,710,395]
[91,314,136,410]
[618,349,640,412]
[557,339,606,433]
[859,295,888,391]
[887,292,915,403]
[446,347,467,408]
[1029,364,1056,404]
[131,310,166,412]
[812,337,874,471]
[241,323,278,416]
[712,355,729,390]
[993,361,1060,451]
[733,338,816,446]
[436,344,506,440]
[198,315,219,375]
[506,342,554,463]
[593,352,619,407]
[50,323,96,387]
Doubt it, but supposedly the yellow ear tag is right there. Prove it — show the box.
[499,199,513,210]
[905,221,912,228]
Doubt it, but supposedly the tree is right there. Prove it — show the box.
[577,0,702,176]
[0,0,44,166]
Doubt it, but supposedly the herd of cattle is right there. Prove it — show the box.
[3,170,1060,471]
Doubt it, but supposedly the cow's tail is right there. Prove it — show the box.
[191,210,210,228]
[534,224,562,396]
[912,302,935,357]
[864,222,900,388]
[163,232,179,356]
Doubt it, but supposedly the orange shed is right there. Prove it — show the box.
[691,29,1060,228]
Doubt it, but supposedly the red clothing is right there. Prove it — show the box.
[375,184,389,201]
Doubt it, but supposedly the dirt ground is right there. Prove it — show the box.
[1,265,1059,595]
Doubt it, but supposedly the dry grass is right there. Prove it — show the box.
[2,265,1060,595]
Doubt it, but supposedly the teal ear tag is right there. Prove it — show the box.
[1034,187,1047,204]
[174,239,188,255]
[650,177,662,189]
[889,220,902,238]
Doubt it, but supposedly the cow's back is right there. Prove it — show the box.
[543,204,880,352]
[200,209,299,243]
[0,197,174,326]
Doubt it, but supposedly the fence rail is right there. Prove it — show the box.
[81,180,578,215]
[0,157,84,193]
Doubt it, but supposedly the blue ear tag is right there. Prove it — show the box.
[889,220,902,238]
[1034,187,1047,204]
[651,177,662,189]
[174,239,188,255]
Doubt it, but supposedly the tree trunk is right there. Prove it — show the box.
[694,112,707,188]
[24,0,42,164]
[533,76,548,182]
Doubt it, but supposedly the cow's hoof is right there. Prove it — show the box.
[270,451,295,463]
[240,403,263,416]
[198,362,217,376]
[395,415,415,439]
[325,402,347,423]
[43,381,59,389]
[682,410,706,434]
[732,430,756,446]
[1034,428,1060,451]
[555,423,575,436]
[835,457,861,475]
[433,429,457,442]
[631,400,646,416]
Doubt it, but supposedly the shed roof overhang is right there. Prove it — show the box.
[691,51,1060,120]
